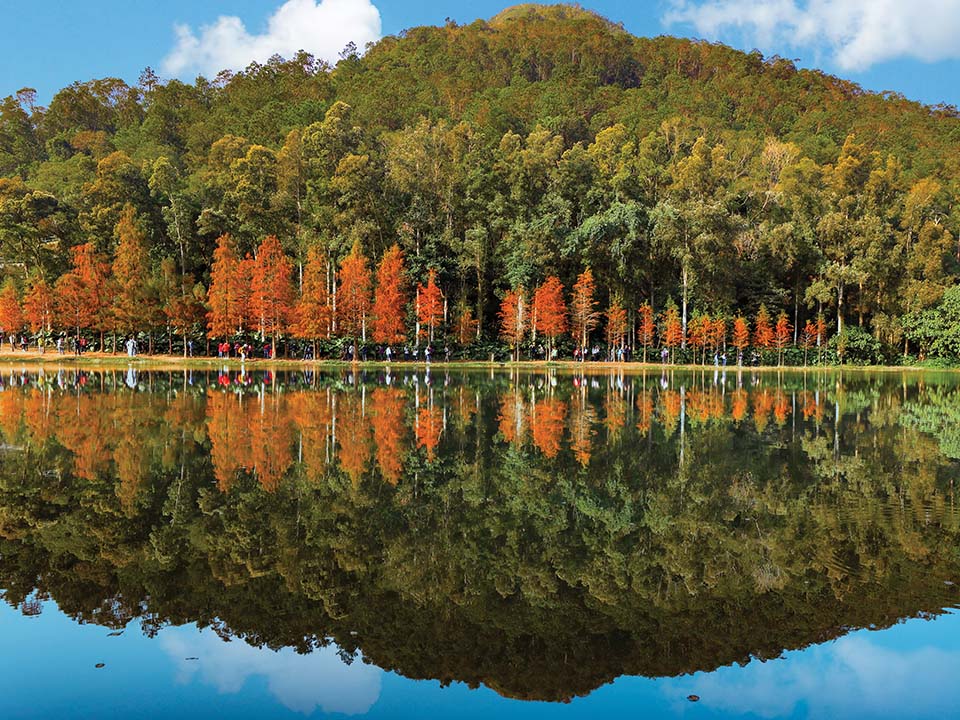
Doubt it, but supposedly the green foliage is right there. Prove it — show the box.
[0,7,959,360]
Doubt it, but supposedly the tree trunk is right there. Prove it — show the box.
[681,264,688,349]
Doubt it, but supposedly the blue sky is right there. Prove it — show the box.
[6,1,960,108]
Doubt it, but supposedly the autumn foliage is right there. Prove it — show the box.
[372,244,407,345]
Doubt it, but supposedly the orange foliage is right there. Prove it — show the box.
[338,391,372,484]
[293,245,332,342]
[416,401,443,461]
[371,388,407,484]
[570,269,599,351]
[754,305,774,349]
[637,303,655,361]
[498,392,527,445]
[605,298,628,350]
[207,234,247,338]
[250,235,295,352]
[372,244,408,344]
[531,396,567,459]
[417,269,444,343]
[533,276,568,347]
[499,288,526,358]
[0,280,23,334]
[23,277,54,334]
[337,241,372,341]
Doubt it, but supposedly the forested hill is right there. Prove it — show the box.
[1,3,959,361]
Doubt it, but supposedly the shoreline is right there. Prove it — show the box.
[0,352,954,374]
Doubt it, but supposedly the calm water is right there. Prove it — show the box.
[1,365,959,719]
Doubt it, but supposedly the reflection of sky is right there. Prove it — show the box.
[2,601,958,719]
[160,629,381,715]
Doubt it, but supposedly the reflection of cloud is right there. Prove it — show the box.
[662,634,959,719]
[160,628,381,716]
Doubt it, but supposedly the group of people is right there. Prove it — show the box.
[217,341,267,361]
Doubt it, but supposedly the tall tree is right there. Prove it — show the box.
[112,205,155,346]
[293,245,332,357]
[605,297,628,354]
[570,268,599,357]
[533,276,568,358]
[733,316,750,363]
[0,278,23,339]
[417,269,444,345]
[754,305,774,351]
[372,244,408,345]
[23,276,53,341]
[337,240,372,357]
[499,287,526,362]
[637,302,655,363]
[250,235,294,357]
[207,234,246,340]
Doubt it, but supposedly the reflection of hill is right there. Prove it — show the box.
[0,370,959,702]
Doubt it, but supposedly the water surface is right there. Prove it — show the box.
[1,366,958,718]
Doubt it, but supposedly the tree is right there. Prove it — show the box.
[733,315,750,364]
[337,240,372,356]
[533,276,567,358]
[112,205,155,346]
[605,298,628,355]
[23,277,53,341]
[661,303,683,362]
[417,269,444,345]
[207,234,246,339]
[250,235,294,357]
[754,305,774,352]
[0,278,23,339]
[637,303,656,363]
[454,304,478,346]
[372,244,408,345]
[773,311,793,365]
[499,288,526,362]
[54,243,111,348]
[570,268,599,357]
[801,320,817,365]
[164,269,206,357]
[293,245,332,357]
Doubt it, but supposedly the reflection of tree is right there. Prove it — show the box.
[0,370,958,704]
[338,390,373,486]
[371,388,407,484]
[531,396,566,459]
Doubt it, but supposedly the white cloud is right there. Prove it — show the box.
[663,0,960,71]
[162,0,382,78]
[161,627,383,716]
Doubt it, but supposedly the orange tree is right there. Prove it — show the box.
[23,276,54,342]
[637,302,655,363]
[754,305,774,354]
[499,287,526,362]
[570,268,599,358]
[605,298,628,354]
[0,279,23,344]
[773,310,793,365]
[532,276,567,359]
[337,240,372,357]
[417,269,444,345]
[207,234,246,340]
[732,315,750,363]
[372,244,408,345]
[112,205,156,350]
[293,245,332,357]
[661,303,683,363]
[250,235,294,357]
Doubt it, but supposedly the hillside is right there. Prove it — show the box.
[0,3,958,361]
